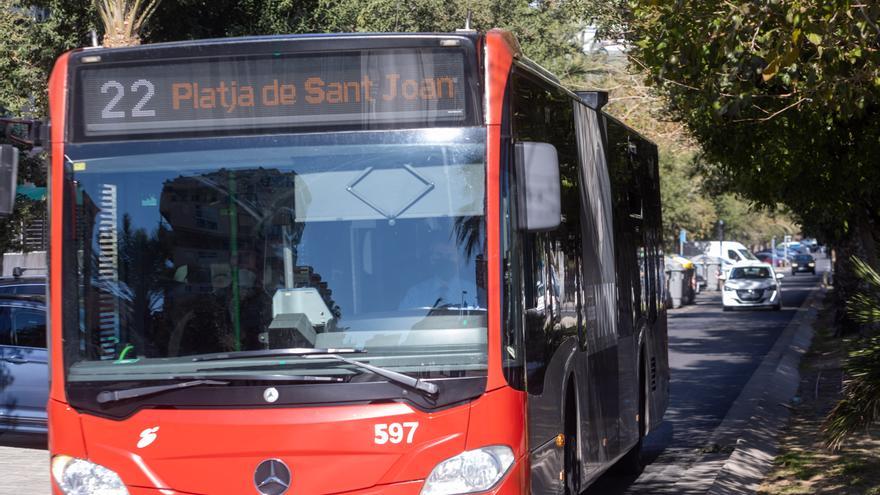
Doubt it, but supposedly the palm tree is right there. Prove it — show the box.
[95,0,161,47]
[823,256,880,450]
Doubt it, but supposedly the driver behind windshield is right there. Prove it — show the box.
[399,239,479,310]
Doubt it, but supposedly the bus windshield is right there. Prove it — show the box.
[62,128,487,384]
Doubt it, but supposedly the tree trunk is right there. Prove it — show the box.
[833,208,880,335]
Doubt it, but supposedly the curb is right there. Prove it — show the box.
[703,286,826,494]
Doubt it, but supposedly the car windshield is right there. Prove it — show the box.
[729,266,772,279]
[62,128,488,383]
[794,255,813,262]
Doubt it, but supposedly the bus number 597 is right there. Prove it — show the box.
[374,422,419,444]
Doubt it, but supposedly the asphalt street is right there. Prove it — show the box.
[584,259,826,494]
[0,259,826,495]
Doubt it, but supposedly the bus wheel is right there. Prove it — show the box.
[564,384,580,495]
[613,357,646,476]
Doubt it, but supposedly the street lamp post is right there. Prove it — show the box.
[771,236,777,266]
[718,219,725,258]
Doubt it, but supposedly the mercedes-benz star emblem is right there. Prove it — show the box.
[263,387,279,403]
[254,459,291,495]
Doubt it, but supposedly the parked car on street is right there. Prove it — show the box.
[722,262,784,311]
[0,287,48,434]
[790,254,817,275]
[777,242,804,256]
[0,276,47,296]
[754,251,774,264]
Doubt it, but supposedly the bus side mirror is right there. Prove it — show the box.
[515,142,561,232]
[0,144,19,217]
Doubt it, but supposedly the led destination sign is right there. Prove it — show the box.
[76,50,467,138]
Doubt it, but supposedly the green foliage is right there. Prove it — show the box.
[582,52,798,247]
[658,149,715,242]
[823,332,880,450]
[824,257,880,450]
[0,2,48,114]
[0,195,45,254]
[626,1,880,253]
[0,0,94,253]
[847,257,880,326]
[0,0,98,114]
[774,450,820,481]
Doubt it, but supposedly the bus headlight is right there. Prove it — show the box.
[51,455,128,495]
[421,446,515,495]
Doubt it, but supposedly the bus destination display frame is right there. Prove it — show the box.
[68,36,482,142]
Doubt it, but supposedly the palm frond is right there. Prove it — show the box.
[823,256,880,450]
[848,257,880,325]
[95,0,161,47]
[823,334,880,450]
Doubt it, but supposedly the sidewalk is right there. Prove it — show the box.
[706,288,826,494]
[0,442,49,494]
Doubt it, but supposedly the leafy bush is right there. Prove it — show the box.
[823,257,880,450]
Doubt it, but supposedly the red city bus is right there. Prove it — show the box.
[47,30,669,495]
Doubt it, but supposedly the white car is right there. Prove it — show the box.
[722,262,783,311]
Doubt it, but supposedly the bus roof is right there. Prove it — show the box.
[70,31,482,57]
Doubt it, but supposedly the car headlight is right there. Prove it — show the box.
[791,263,798,267]
[421,446,515,495]
[808,262,815,267]
[723,285,735,291]
[51,456,128,495]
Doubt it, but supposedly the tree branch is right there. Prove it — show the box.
[732,97,810,123]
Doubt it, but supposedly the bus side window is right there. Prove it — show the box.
[501,146,526,390]
[512,67,583,394]
[521,232,552,393]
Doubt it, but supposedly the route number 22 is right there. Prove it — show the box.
[374,422,419,444]
[101,79,156,119]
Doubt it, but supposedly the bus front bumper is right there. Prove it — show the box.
[72,456,528,495]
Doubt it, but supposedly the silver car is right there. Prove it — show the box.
[0,294,48,434]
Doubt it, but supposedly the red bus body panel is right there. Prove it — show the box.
[80,403,468,493]
[48,51,68,404]
[50,389,528,495]
[483,30,517,395]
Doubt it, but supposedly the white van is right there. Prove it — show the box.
[703,241,758,264]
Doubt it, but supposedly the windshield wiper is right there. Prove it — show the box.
[96,374,344,404]
[97,379,229,404]
[191,347,365,363]
[306,354,439,399]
